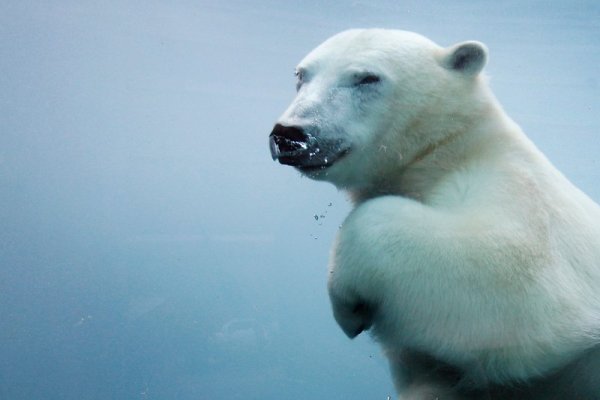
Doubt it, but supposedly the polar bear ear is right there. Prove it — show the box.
[442,41,488,77]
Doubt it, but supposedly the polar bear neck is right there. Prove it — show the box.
[348,94,529,206]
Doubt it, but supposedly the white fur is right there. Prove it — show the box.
[273,29,600,397]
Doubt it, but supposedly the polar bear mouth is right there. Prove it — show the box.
[295,147,351,172]
[269,124,351,171]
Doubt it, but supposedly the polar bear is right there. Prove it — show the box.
[269,29,600,399]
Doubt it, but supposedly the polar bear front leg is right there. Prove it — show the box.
[327,194,462,343]
[327,195,428,339]
[328,196,464,338]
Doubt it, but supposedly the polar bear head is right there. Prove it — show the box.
[269,29,489,193]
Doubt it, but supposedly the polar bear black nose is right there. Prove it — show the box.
[269,124,311,163]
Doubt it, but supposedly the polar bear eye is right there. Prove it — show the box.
[356,74,381,86]
[295,69,306,90]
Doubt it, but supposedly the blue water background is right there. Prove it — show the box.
[1,1,599,399]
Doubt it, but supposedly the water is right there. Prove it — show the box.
[0,1,598,399]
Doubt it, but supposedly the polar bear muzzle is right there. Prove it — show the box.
[269,123,350,172]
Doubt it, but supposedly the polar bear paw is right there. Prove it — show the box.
[328,287,375,338]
